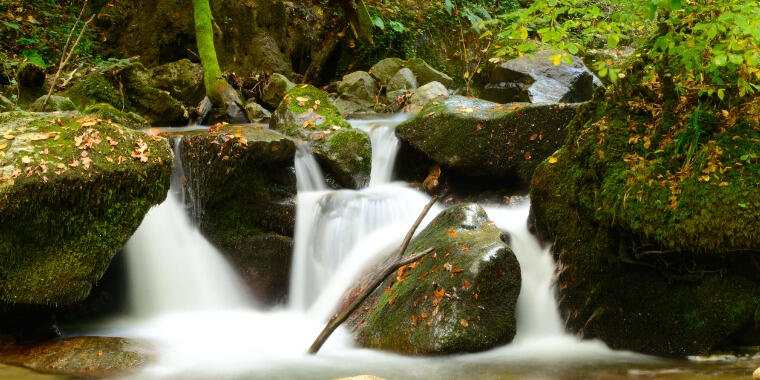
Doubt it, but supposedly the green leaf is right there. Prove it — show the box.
[444,0,454,15]
[607,33,620,48]
[713,52,727,66]
[371,16,384,30]
[566,43,579,55]
[21,50,46,70]
[717,88,725,100]
[1,21,20,30]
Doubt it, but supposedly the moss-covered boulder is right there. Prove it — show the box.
[270,85,371,188]
[262,73,295,109]
[369,58,453,88]
[346,203,521,355]
[0,336,152,378]
[529,57,760,356]
[29,96,77,112]
[334,71,378,115]
[83,103,150,130]
[178,125,296,304]
[0,111,172,306]
[64,62,189,126]
[150,59,205,107]
[396,95,578,186]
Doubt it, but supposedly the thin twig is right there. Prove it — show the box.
[41,12,95,110]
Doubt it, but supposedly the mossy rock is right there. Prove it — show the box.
[369,58,453,88]
[262,73,296,109]
[177,125,296,304]
[83,103,149,130]
[150,59,205,106]
[529,54,760,356]
[29,96,77,112]
[0,111,172,306]
[64,62,189,126]
[346,203,521,355]
[270,85,371,188]
[396,95,578,186]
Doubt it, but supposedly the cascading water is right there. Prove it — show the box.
[88,118,657,379]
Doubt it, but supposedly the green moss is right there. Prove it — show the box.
[0,112,172,306]
[64,72,124,110]
[84,103,149,130]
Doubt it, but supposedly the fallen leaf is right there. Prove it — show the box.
[524,151,532,160]
[548,156,558,164]
[460,319,469,327]
[21,156,31,164]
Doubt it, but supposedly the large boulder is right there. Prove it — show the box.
[178,126,296,304]
[150,59,205,107]
[369,58,453,88]
[530,57,760,356]
[64,62,189,126]
[0,336,152,378]
[0,111,172,306]
[406,81,449,113]
[483,50,601,104]
[346,203,521,354]
[387,68,418,94]
[396,95,578,185]
[270,85,371,189]
[334,71,378,115]
[369,58,406,86]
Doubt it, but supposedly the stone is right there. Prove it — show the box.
[396,95,578,185]
[0,111,172,306]
[262,73,296,109]
[405,58,454,88]
[0,95,17,112]
[406,81,449,113]
[29,95,77,112]
[83,103,150,130]
[270,85,371,188]
[387,68,418,93]
[484,50,601,104]
[150,59,205,106]
[369,58,406,85]
[346,203,521,354]
[178,126,296,304]
[0,336,152,378]
[244,99,272,120]
[334,71,378,115]
[754,367,760,380]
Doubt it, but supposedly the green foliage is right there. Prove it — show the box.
[490,0,760,97]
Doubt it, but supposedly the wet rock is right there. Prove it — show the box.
[334,71,378,115]
[0,111,172,306]
[529,57,760,356]
[244,99,272,120]
[262,73,296,109]
[0,336,153,378]
[29,96,76,112]
[270,85,371,188]
[483,50,601,104]
[178,126,296,304]
[347,203,521,354]
[406,81,449,113]
[150,58,205,106]
[64,62,189,126]
[396,95,577,185]
[387,68,418,94]
[83,103,150,130]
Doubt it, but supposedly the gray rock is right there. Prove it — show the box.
[405,58,454,88]
[245,99,272,120]
[387,68,418,93]
[369,58,406,85]
[30,95,77,112]
[335,71,378,114]
[262,73,296,109]
[484,50,601,104]
[407,81,449,113]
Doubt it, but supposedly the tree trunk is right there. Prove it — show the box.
[336,0,374,47]
[191,0,247,123]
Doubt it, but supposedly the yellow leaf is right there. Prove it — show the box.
[598,150,605,159]
[0,142,7,150]
[548,156,558,164]
[549,54,563,66]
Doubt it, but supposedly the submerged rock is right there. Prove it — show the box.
[150,59,205,107]
[270,85,371,188]
[530,56,760,356]
[178,126,296,304]
[29,95,77,112]
[347,203,521,354]
[64,61,189,126]
[396,95,578,185]
[483,50,601,104]
[0,336,152,378]
[0,111,172,306]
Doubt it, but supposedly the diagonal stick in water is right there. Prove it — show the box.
[307,194,440,354]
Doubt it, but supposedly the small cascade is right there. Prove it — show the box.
[295,144,327,191]
[123,141,252,317]
[351,115,409,186]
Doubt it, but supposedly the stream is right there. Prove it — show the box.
[72,117,760,379]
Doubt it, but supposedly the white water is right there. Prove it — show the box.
[90,118,657,379]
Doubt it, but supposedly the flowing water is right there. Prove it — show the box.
[73,119,760,379]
